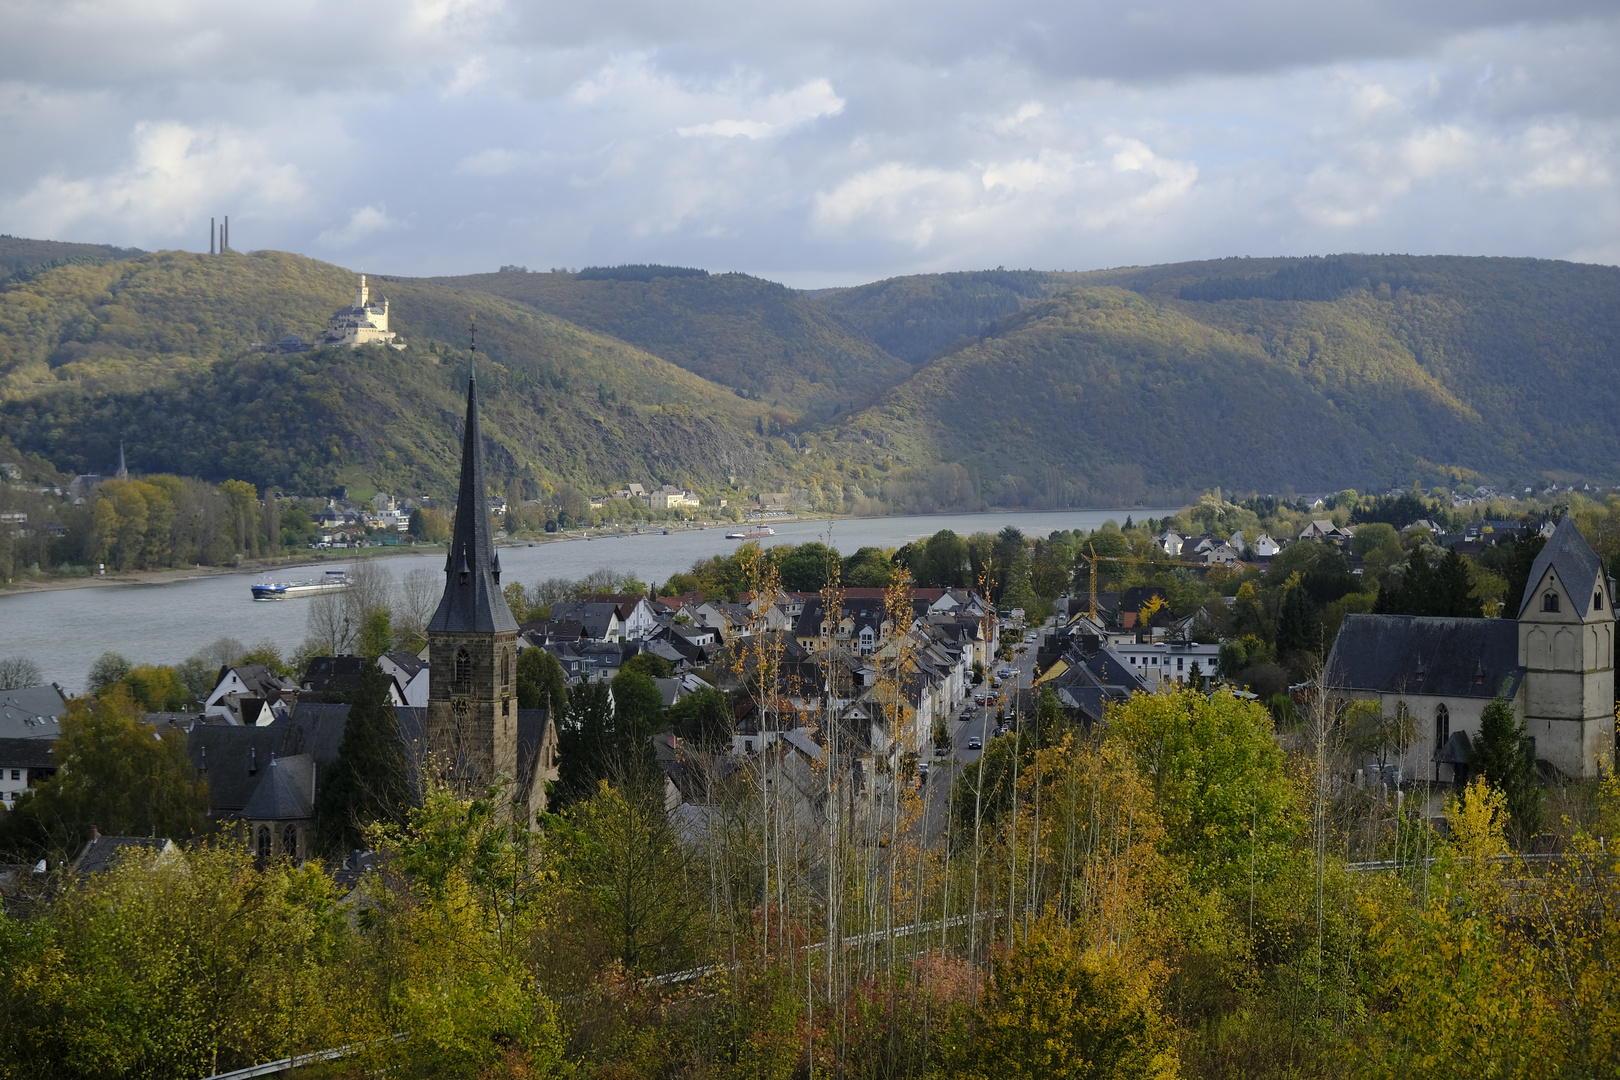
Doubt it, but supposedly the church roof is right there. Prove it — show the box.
[1517,515,1606,620]
[240,754,314,821]
[428,360,518,635]
[1323,614,1522,700]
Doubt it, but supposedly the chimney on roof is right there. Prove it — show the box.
[249,745,257,775]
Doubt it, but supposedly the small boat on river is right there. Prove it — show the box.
[725,526,776,540]
[250,569,351,601]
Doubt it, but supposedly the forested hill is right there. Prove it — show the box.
[0,249,784,496]
[1,242,1617,508]
[429,266,909,422]
[824,255,1620,502]
[0,235,145,284]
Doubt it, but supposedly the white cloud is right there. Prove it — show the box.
[677,78,844,138]
[317,205,406,248]
[0,1,1616,276]
[1,119,306,243]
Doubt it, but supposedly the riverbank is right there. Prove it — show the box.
[0,514,808,595]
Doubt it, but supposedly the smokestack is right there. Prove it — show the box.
[223,216,229,254]
[210,217,216,255]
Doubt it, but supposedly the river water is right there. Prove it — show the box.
[0,508,1171,693]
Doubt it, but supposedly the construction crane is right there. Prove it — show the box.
[1076,542,1156,622]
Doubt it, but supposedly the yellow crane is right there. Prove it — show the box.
[1076,542,1156,622]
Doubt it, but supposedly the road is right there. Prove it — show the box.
[914,622,1047,844]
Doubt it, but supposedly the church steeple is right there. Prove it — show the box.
[115,441,128,480]
[427,349,517,635]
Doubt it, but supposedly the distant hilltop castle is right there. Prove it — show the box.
[253,274,406,353]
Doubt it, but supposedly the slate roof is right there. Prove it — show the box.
[0,685,69,740]
[382,650,426,678]
[1323,614,1522,700]
[0,737,57,769]
[302,655,367,694]
[187,704,352,815]
[73,836,176,876]
[428,365,518,635]
[1518,515,1607,620]
[240,754,314,820]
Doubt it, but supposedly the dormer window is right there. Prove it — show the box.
[1543,591,1561,613]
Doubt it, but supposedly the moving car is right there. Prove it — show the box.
[967,736,982,750]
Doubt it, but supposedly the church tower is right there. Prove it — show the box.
[425,355,520,798]
[1518,515,1615,778]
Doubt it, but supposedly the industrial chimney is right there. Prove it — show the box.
[210,217,216,255]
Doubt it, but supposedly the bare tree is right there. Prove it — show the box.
[0,654,43,689]
[307,591,358,656]
[196,637,247,671]
[396,567,441,648]
[344,559,395,622]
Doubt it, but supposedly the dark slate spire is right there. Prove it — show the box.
[427,342,518,634]
[1518,514,1606,620]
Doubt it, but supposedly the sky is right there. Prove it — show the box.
[1,0,1616,287]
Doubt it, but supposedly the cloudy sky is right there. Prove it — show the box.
[1,0,1616,285]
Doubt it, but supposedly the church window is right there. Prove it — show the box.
[282,824,298,861]
[1596,591,1606,611]
[1435,704,1450,752]
[503,650,512,686]
[257,826,271,860]
[1543,591,1561,613]
[456,648,471,685]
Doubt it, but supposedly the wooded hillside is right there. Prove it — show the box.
[0,243,1616,507]
[432,266,909,421]
[0,250,784,497]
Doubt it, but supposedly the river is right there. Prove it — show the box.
[0,508,1172,693]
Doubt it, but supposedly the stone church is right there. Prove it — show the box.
[422,358,557,820]
[1323,515,1616,781]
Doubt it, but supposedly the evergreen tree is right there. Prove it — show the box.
[1433,547,1481,617]
[668,687,734,753]
[315,661,410,855]
[1471,694,1542,844]
[1375,546,1436,615]
[1503,533,1547,616]
[1275,583,1320,659]
[516,646,568,716]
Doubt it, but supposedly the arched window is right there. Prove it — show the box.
[503,649,512,686]
[456,648,471,685]
[1435,703,1450,752]
[1543,591,1561,613]
[1596,591,1606,611]
[282,824,298,862]
[257,825,271,860]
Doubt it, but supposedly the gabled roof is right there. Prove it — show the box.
[427,363,518,635]
[1323,614,1522,700]
[381,650,426,679]
[1518,515,1606,620]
